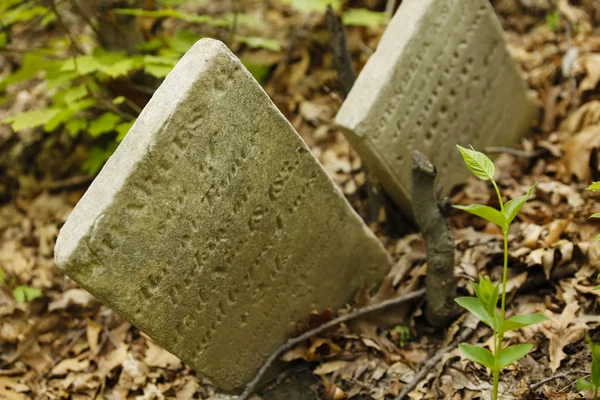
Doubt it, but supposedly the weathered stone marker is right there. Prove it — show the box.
[54,39,390,391]
[336,0,537,215]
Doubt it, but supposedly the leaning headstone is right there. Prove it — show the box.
[335,0,537,215]
[55,39,390,392]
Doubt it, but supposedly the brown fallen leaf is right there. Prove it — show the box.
[144,340,182,369]
[539,302,586,372]
[51,357,90,376]
[48,289,98,312]
[579,54,600,92]
[86,318,102,355]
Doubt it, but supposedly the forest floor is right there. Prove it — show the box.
[1,0,600,399]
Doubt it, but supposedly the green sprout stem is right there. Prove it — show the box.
[492,180,508,400]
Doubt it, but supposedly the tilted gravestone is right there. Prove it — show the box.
[54,39,390,391]
[335,0,537,215]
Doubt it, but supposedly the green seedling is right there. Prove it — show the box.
[0,267,42,304]
[454,145,549,400]
[546,11,561,32]
[576,334,600,399]
[394,325,410,348]
[587,182,600,289]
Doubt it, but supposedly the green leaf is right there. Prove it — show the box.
[99,58,138,78]
[60,55,101,75]
[497,344,533,369]
[88,113,122,137]
[588,182,600,193]
[590,212,600,219]
[12,285,42,304]
[82,142,118,175]
[242,59,272,84]
[575,378,594,391]
[2,108,61,131]
[66,119,87,136]
[1,5,49,26]
[279,0,342,13]
[470,275,499,318]
[60,84,88,104]
[456,145,495,181]
[145,64,173,78]
[458,344,495,370]
[236,36,281,52]
[503,184,535,225]
[453,204,506,228]
[112,96,126,105]
[116,8,229,26]
[0,32,7,49]
[0,268,4,284]
[455,297,496,329]
[143,55,178,78]
[116,121,134,142]
[342,8,389,28]
[43,98,96,132]
[0,53,59,91]
[500,313,549,334]
[166,31,204,54]
[546,11,561,32]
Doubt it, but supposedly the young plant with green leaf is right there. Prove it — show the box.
[454,145,549,400]
[587,182,600,289]
[576,333,600,399]
[0,267,42,304]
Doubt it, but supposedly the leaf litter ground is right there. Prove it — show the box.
[2,1,600,399]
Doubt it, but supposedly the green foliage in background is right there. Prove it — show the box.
[453,146,549,400]
[1,0,388,175]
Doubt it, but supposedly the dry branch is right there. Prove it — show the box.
[325,5,355,98]
[411,151,458,327]
[238,288,426,400]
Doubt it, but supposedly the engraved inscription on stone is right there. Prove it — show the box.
[54,39,390,391]
[335,0,537,215]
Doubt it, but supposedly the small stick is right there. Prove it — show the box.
[394,325,475,400]
[411,151,458,327]
[238,288,426,400]
[530,370,588,391]
[325,5,356,98]
[485,146,547,159]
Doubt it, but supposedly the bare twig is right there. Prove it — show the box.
[562,14,580,110]
[530,373,570,391]
[86,85,137,121]
[238,288,426,400]
[394,325,475,400]
[41,328,86,378]
[43,175,94,191]
[47,0,85,55]
[325,5,355,98]
[411,151,458,327]
[485,146,547,159]
[68,0,104,42]
[530,370,588,391]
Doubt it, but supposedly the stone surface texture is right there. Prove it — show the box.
[54,39,390,391]
[335,0,538,215]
